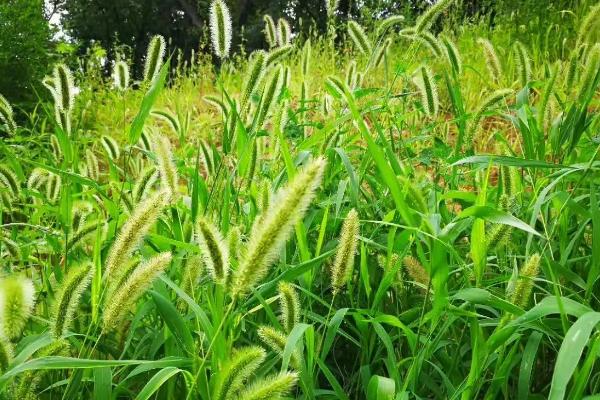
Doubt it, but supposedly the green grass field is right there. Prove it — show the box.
[1,0,600,398]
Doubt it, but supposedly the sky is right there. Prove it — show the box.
[45,0,67,39]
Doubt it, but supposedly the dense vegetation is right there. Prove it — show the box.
[1,0,600,398]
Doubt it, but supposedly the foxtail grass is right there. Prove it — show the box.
[348,21,372,55]
[415,0,452,33]
[278,281,300,333]
[576,3,600,47]
[325,0,340,18]
[101,135,120,161]
[238,371,298,400]
[113,60,130,90]
[513,41,532,87]
[510,253,541,308]
[103,252,172,330]
[415,31,444,57]
[51,262,93,338]
[277,18,292,46]
[0,94,16,135]
[257,325,302,369]
[330,209,359,295]
[263,15,277,48]
[209,0,232,59]
[0,165,20,199]
[54,63,75,113]
[132,165,159,203]
[413,65,439,118]
[231,157,325,297]
[143,35,166,83]
[403,256,430,290]
[478,38,503,84]
[104,189,169,279]
[196,217,229,284]
[376,15,405,38]
[241,50,267,113]
[0,276,35,339]
[0,333,12,372]
[153,135,178,197]
[441,35,462,74]
[212,346,266,400]
[265,45,293,66]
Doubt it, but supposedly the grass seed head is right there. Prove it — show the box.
[84,149,99,181]
[203,95,229,117]
[277,18,292,46]
[53,63,75,112]
[413,65,439,118]
[0,333,12,372]
[143,35,166,83]
[227,226,242,262]
[325,0,340,18]
[179,255,204,309]
[212,346,266,400]
[0,94,16,135]
[14,339,70,399]
[196,217,229,284]
[255,65,284,130]
[103,252,172,330]
[415,0,453,33]
[232,157,325,298]
[0,164,20,199]
[133,165,159,204]
[403,256,430,290]
[576,3,600,47]
[348,20,372,55]
[153,135,178,198]
[415,31,444,58]
[538,61,559,130]
[209,0,232,59]
[301,39,311,76]
[50,134,62,162]
[0,276,35,339]
[510,253,541,308]
[241,50,267,113]
[372,38,392,68]
[257,325,302,368]
[278,281,300,333]
[104,189,169,279]
[68,220,106,251]
[263,15,277,48]
[51,262,93,338]
[100,135,120,161]
[113,60,130,90]
[513,41,532,87]
[45,173,62,204]
[441,35,462,74]
[27,168,48,191]
[331,208,360,295]
[467,88,513,145]
[238,371,299,400]
[578,43,600,98]
[478,38,503,84]
[376,15,405,38]
[265,45,293,66]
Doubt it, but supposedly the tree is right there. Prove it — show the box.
[58,0,208,76]
[56,0,339,70]
[0,0,52,109]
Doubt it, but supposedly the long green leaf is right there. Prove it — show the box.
[549,312,600,400]
[129,61,169,144]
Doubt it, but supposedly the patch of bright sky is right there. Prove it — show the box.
[45,0,69,40]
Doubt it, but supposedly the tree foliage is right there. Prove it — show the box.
[0,0,52,108]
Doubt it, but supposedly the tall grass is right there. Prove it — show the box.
[0,0,600,398]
